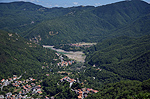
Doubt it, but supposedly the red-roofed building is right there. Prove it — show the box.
[12,95,15,99]
[28,85,32,88]
[26,84,28,86]
[1,79,5,82]
[38,85,41,88]
[31,83,35,86]
[79,91,83,96]
[23,86,27,90]
[68,61,72,65]
[19,91,22,94]
[78,96,82,99]
[65,62,68,66]
[87,88,93,92]
[15,85,19,87]
[37,91,42,94]
[13,77,17,80]
[64,76,68,78]
[93,90,99,93]
[8,78,13,81]
[71,79,75,82]
[60,78,64,82]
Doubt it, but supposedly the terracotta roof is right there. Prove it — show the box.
[78,96,82,99]
[1,79,5,82]
[64,76,68,78]
[28,85,32,88]
[37,91,42,94]
[93,90,99,93]
[15,85,19,87]
[9,78,12,80]
[60,78,63,81]
[87,88,93,91]
[12,95,15,97]
[38,85,41,87]
[79,91,82,94]
[71,79,75,82]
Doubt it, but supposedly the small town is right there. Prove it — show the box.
[0,75,42,99]
[0,75,99,99]
[0,52,98,99]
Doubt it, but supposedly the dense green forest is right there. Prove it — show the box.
[23,0,150,45]
[0,30,57,79]
[0,0,150,98]
[84,35,150,81]
[0,0,150,45]
[87,79,150,99]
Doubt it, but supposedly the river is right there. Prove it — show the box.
[43,45,86,62]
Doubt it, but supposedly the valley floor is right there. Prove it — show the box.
[43,45,86,62]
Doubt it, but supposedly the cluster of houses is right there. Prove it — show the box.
[60,76,99,99]
[60,76,76,88]
[0,75,22,91]
[57,60,75,67]
[74,88,99,99]
[68,43,95,48]
[0,76,43,99]
[93,65,102,71]
[55,53,75,67]
[69,43,83,47]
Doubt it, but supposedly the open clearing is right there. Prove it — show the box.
[43,45,86,62]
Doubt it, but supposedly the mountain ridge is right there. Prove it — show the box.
[20,0,150,45]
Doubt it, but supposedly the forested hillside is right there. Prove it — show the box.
[0,30,79,98]
[0,30,57,79]
[0,1,94,35]
[0,0,150,98]
[0,0,150,45]
[84,35,150,81]
[23,0,150,45]
[87,79,150,99]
